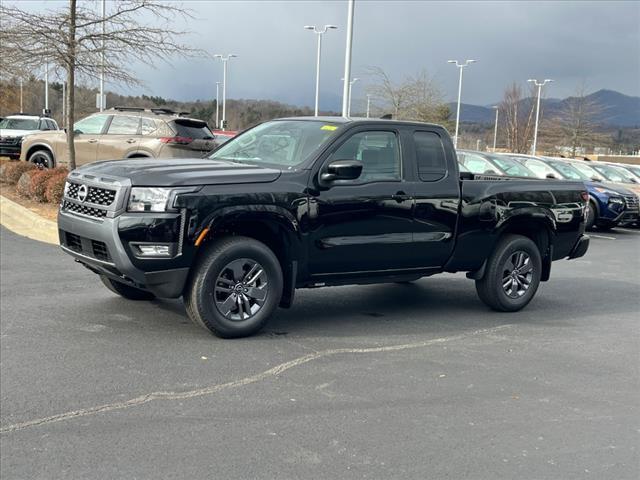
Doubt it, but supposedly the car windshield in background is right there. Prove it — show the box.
[622,165,640,178]
[570,162,602,180]
[517,158,560,179]
[459,153,502,175]
[172,120,213,139]
[591,164,630,183]
[0,118,39,130]
[210,120,340,167]
[546,160,589,181]
[490,156,536,177]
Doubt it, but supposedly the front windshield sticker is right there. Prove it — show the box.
[321,125,338,131]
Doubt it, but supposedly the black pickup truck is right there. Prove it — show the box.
[58,117,590,338]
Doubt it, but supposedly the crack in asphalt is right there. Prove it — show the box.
[0,324,512,434]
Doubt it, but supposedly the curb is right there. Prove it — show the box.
[0,195,59,245]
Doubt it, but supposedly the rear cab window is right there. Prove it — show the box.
[414,131,447,181]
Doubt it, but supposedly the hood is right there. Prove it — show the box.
[0,129,43,138]
[75,158,282,187]
[585,181,636,196]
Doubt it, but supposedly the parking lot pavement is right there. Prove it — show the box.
[1,225,638,480]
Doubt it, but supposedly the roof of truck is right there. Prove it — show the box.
[275,116,444,129]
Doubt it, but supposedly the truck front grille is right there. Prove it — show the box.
[62,201,108,218]
[62,231,112,263]
[66,183,116,206]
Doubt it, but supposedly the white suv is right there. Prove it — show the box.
[0,114,59,160]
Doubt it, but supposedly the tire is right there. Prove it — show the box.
[184,236,283,338]
[100,275,156,301]
[475,234,542,312]
[585,200,596,230]
[28,149,55,169]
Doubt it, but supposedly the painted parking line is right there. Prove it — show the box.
[590,234,616,240]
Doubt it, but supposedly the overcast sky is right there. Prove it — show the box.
[12,0,640,110]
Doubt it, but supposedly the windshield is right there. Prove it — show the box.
[591,164,630,183]
[210,120,340,167]
[546,161,589,180]
[605,164,638,183]
[490,156,536,177]
[0,118,39,130]
[518,158,560,179]
[622,165,640,178]
[570,162,601,180]
[459,153,503,175]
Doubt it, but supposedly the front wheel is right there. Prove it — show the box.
[585,201,596,230]
[475,234,542,312]
[184,236,283,338]
[100,275,155,301]
[28,149,55,169]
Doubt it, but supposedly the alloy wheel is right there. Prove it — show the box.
[214,258,268,321]
[502,250,533,298]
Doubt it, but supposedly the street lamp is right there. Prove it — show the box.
[215,81,221,129]
[214,54,238,131]
[304,24,338,116]
[348,78,359,116]
[447,59,476,148]
[528,78,553,155]
[341,0,355,118]
[492,106,499,152]
[366,94,371,118]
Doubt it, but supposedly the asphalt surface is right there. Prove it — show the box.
[1,225,639,479]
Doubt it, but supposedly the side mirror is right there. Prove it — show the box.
[629,177,638,184]
[546,173,557,179]
[73,129,82,135]
[591,176,602,182]
[320,159,363,184]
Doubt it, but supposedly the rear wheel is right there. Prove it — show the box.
[184,236,283,338]
[585,201,596,230]
[475,234,542,312]
[100,275,155,301]
[28,149,54,169]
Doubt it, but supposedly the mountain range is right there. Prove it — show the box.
[449,89,640,127]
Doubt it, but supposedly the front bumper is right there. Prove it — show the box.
[58,210,189,298]
[0,145,21,158]
[568,234,590,260]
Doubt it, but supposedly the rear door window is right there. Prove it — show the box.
[141,118,158,136]
[107,115,140,135]
[171,119,213,139]
[414,131,447,181]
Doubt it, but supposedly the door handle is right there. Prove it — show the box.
[392,191,410,203]
[126,139,136,144]
[88,139,98,144]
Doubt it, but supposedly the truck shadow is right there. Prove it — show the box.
[150,273,639,338]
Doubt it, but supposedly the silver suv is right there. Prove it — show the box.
[20,107,215,168]
[0,114,59,160]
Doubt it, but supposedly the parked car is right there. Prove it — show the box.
[616,163,640,181]
[504,154,637,230]
[57,117,589,338]
[457,150,537,178]
[0,113,59,160]
[20,107,215,168]
[563,159,640,227]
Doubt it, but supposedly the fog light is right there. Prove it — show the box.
[136,244,171,256]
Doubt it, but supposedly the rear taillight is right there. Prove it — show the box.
[580,191,589,203]
[159,136,193,145]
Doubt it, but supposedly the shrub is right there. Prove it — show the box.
[1,162,37,185]
[16,170,38,197]
[29,167,68,202]
[44,172,68,204]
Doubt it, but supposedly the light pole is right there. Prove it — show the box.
[19,79,23,113]
[366,94,371,118]
[99,0,105,111]
[492,105,499,152]
[215,81,220,129]
[447,59,476,148]
[341,0,355,117]
[528,78,553,155]
[347,78,359,116]
[304,24,338,116]
[214,54,238,131]
[44,63,49,113]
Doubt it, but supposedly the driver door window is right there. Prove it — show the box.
[328,131,400,182]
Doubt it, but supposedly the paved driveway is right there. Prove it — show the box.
[1,226,638,479]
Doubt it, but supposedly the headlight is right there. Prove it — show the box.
[128,187,173,212]
[608,196,624,205]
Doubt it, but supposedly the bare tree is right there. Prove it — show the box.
[366,67,451,128]
[542,84,605,156]
[0,0,201,169]
[499,82,537,153]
